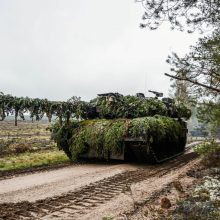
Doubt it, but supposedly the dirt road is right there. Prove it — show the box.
[0,144,200,219]
[0,163,137,203]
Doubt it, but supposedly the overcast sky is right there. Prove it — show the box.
[0,0,200,101]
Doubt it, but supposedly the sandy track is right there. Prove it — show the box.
[0,147,200,220]
[0,163,139,203]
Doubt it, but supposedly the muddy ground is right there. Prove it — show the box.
[0,144,202,220]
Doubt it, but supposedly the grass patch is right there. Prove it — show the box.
[0,150,69,172]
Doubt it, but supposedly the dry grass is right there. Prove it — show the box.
[0,121,55,156]
[0,120,70,172]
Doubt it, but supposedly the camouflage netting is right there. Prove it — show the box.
[52,115,187,161]
[86,95,191,120]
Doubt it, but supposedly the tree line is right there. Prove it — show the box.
[0,92,87,126]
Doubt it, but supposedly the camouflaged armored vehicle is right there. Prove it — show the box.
[53,92,190,163]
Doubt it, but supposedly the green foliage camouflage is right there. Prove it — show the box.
[91,95,191,119]
[94,95,168,118]
[52,116,186,161]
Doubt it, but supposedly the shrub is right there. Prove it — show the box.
[194,139,220,167]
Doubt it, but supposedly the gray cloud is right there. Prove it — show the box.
[0,0,200,101]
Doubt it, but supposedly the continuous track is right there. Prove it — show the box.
[0,151,197,220]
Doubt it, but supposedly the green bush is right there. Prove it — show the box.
[174,200,220,220]
[194,139,220,156]
[194,139,220,167]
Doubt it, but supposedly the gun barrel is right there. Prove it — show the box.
[148,90,163,97]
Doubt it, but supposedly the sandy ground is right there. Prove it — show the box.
[0,163,138,203]
[0,144,201,219]
[80,154,200,220]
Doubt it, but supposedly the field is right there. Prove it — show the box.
[0,120,69,174]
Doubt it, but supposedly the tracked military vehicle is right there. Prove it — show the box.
[53,91,190,163]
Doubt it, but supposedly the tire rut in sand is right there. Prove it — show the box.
[0,152,197,220]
